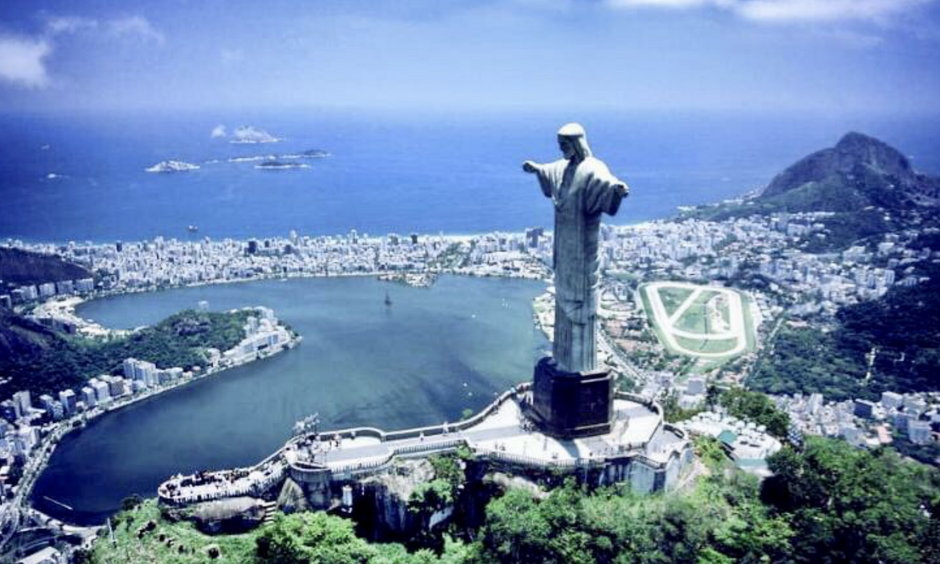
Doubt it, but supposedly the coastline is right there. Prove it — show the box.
[9,311,302,527]
[0,220,661,251]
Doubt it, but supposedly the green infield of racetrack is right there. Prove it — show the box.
[657,285,695,318]
[639,283,756,364]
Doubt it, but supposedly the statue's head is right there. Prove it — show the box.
[557,122,592,161]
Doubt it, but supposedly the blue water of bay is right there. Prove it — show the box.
[3,109,939,242]
[31,275,547,524]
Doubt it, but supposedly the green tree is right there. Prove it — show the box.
[480,488,554,563]
[255,512,376,564]
[719,388,790,438]
[762,437,940,563]
[120,494,143,512]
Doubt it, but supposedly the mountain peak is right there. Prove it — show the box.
[759,132,925,205]
[836,131,879,148]
[834,132,912,175]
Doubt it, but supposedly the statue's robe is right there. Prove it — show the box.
[532,156,626,373]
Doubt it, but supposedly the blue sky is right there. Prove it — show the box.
[1,0,939,114]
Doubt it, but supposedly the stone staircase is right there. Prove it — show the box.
[261,500,278,525]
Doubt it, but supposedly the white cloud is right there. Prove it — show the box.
[606,0,933,23]
[0,35,52,88]
[211,124,227,138]
[0,14,165,89]
[737,0,929,22]
[45,16,99,35]
[612,0,729,7]
[107,16,165,44]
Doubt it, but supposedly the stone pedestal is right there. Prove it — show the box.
[528,356,613,438]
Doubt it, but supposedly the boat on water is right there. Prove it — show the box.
[187,225,199,233]
[384,291,392,307]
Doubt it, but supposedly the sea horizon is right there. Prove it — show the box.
[4,108,940,245]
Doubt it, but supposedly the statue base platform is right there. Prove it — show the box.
[526,356,613,439]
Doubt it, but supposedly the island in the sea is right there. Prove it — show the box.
[254,160,310,170]
[296,149,330,158]
[145,160,200,173]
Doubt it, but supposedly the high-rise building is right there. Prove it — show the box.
[38,282,57,298]
[12,391,31,416]
[525,227,544,249]
[75,278,95,293]
[56,280,74,295]
[0,400,18,423]
[58,390,77,416]
[908,421,933,445]
[90,379,111,404]
[853,399,875,419]
[123,358,158,388]
[81,387,97,408]
[881,391,903,410]
[104,376,127,397]
[38,394,56,413]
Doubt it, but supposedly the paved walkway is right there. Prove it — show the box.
[294,397,675,471]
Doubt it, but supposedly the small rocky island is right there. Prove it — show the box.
[299,149,330,158]
[255,160,310,170]
[145,160,200,173]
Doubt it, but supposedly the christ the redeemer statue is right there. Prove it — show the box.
[523,123,629,374]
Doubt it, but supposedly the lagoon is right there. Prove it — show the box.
[31,275,547,525]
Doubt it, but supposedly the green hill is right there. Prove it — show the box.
[759,131,939,210]
[692,132,940,250]
[0,309,255,398]
[0,247,91,289]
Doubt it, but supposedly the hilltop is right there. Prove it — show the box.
[759,132,940,210]
[0,247,91,290]
[691,132,940,251]
[0,309,59,362]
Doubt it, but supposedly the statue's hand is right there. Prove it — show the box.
[522,160,538,174]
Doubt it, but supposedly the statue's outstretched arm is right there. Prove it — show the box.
[523,160,556,198]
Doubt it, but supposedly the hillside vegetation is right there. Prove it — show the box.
[749,256,940,400]
[0,309,254,398]
[86,436,940,564]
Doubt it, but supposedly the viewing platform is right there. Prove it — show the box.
[158,384,691,507]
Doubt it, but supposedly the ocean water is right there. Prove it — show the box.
[31,275,547,524]
[3,109,939,243]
